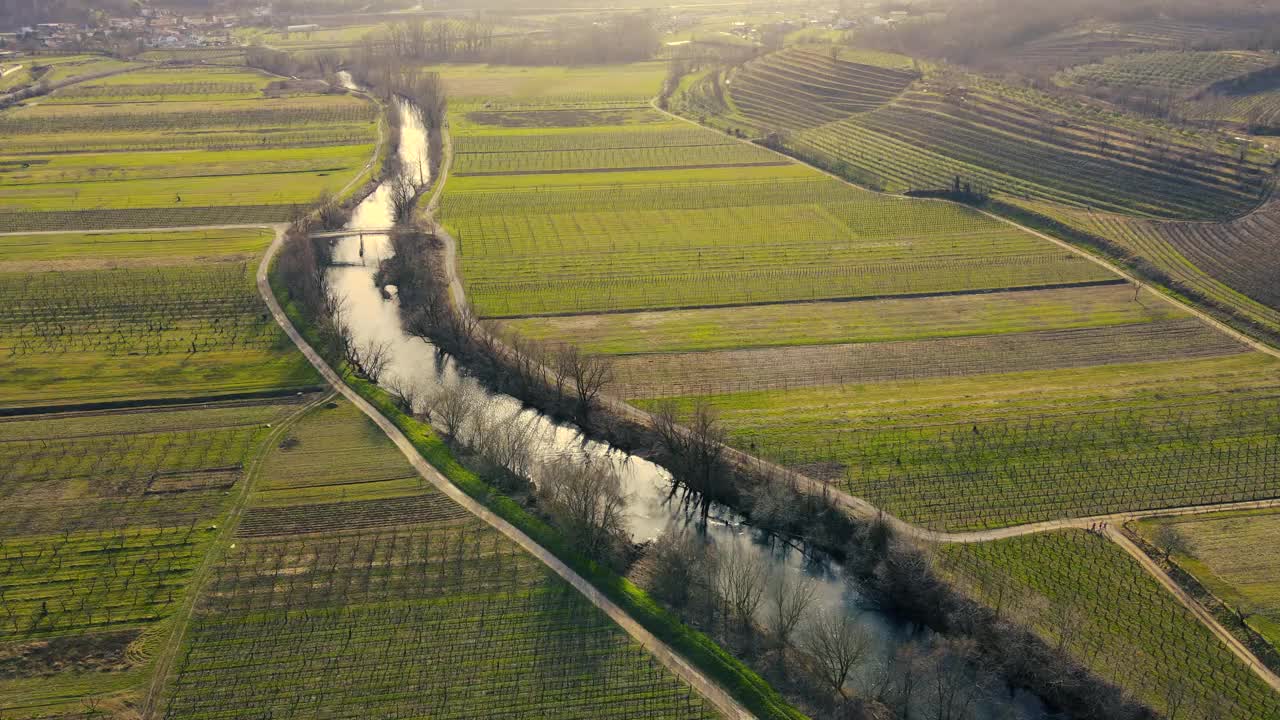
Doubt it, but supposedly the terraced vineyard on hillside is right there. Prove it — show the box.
[785,82,1269,219]
[999,19,1248,71]
[726,46,918,132]
[1056,50,1278,97]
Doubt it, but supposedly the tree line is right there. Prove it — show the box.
[354,13,660,67]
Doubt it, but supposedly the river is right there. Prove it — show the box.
[326,78,1048,719]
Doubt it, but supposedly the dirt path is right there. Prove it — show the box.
[255,227,755,720]
[0,224,275,237]
[1106,525,1280,693]
[141,391,335,718]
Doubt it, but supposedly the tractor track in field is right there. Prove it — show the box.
[140,389,336,718]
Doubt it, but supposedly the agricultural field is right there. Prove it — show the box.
[780,79,1269,219]
[0,395,314,717]
[502,283,1184,354]
[700,48,1273,220]
[1136,509,1280,650]
[441,61,667,104]
[0,228,320,408]
[1010,196,1280,341]
[444,163,1115,317]
[7,54,146,92]
[0,59,342,710]
[724,46,919,132]
[159,399,722,720]
[1055,50,1278,98]
[633,353,1279,530]
[1189,87,1280,130]
[938,530,1280,719]
[996,19,1249,72]
[445,61,1280,542]
[41,66,275,103]
[0,65,378,231]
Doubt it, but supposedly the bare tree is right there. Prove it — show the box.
[389,171,418,223]
[316,189,347,230]
[652,398,728,505]
[556,344,614,421]
[717,541,767,631]
[482,412,540,481]
[534,455,629,563]
[1153,524,1190,560]
[1164,675,1192,720]
[649,528,716,612]
[928,641,986,720]
[766,566,818,647]
[346,338,393,383]
[384,374,423,416]
[800,606,871,699]
[1050,600,1088,654]
[425,381,483,439]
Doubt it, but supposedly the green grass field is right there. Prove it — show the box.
[502,282,1183,354]
[938,530,1280,719]
[636,353,1280,530]
[445,61,1280,542]
[0,67,377,231]
[1136,509,1280,650]
[0,228,274,266]
[437,61,667,103]
[160,398,722,719]
[27,54,145,86]
[0,229,320,409]
[445,167,1113,317]
[0,396,310,717]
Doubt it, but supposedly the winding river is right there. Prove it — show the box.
[327,80,1047,719]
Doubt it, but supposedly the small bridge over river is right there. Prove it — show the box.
[309,228,394,240]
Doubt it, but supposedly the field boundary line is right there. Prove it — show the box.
[140,389,336,718]
[256,227,755,720]
[478,279,1130,320]
[0,224,276,237]
[1106,525,1280,693]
